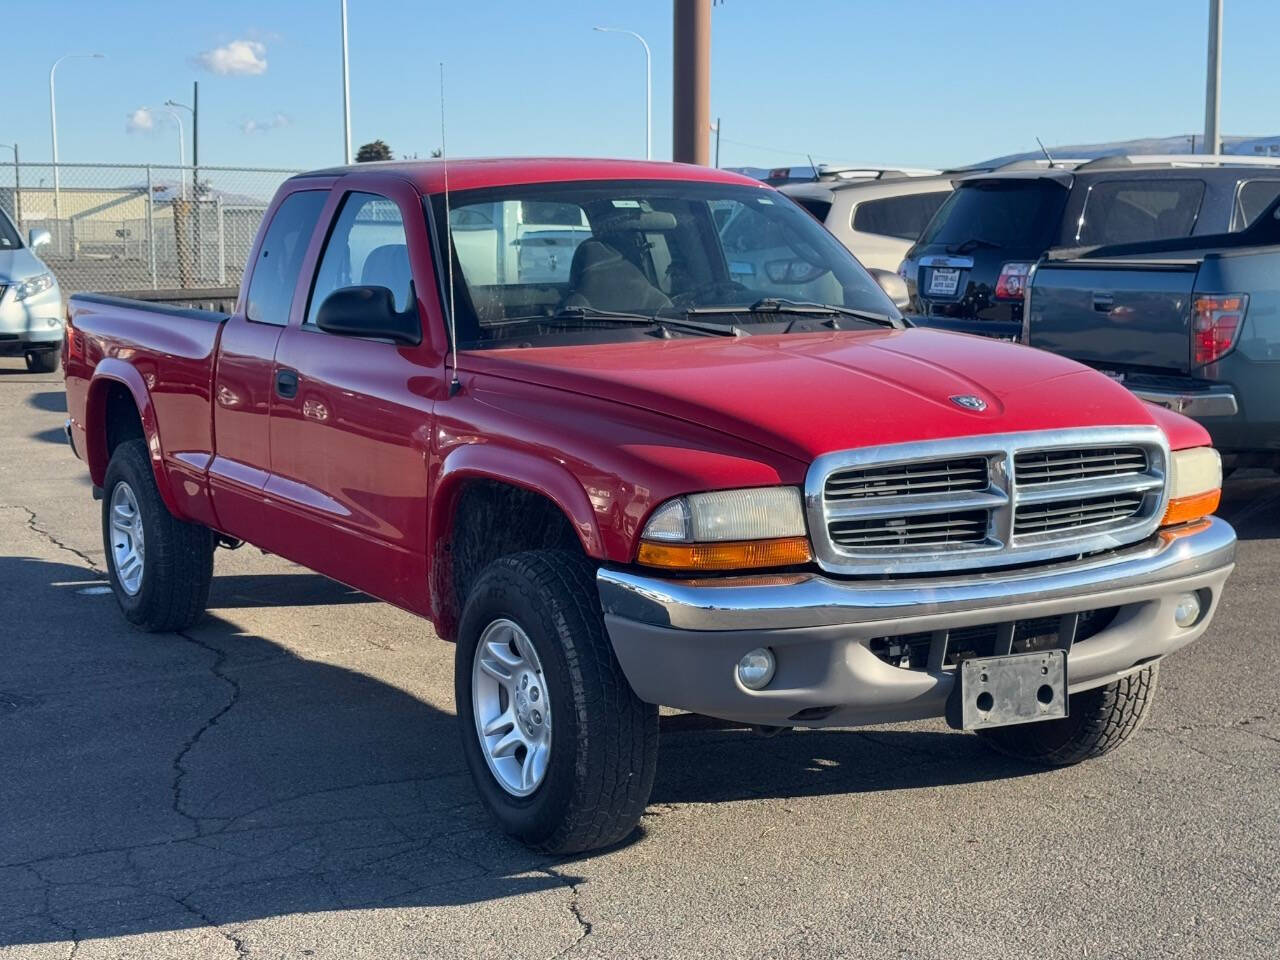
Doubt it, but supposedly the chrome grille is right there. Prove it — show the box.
[825,457,988,501]
[1015,446,1147,485]
[1014,493,1146,535]
[806,428,1169,575]
[830,510,988,549]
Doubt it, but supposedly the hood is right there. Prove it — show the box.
[0,247,49,284]
[465,328,1167,463]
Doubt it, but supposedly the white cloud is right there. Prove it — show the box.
[241,112,291,135]
[194,39,268,76]
[125,107,155,134]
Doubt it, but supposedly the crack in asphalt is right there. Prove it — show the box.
[170,630,245,834]
[0,503,104,574]
[171,894,250,958]
[539,866,593,959]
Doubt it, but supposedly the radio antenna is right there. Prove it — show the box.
[440,61,460,397]
[1036,136,1056,168]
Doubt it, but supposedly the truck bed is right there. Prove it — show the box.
[1027,193,1280,376]
[64,290,232,529]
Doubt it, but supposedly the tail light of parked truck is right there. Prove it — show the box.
[994,262,1034,300]
[636,487,813,571]
[1163,447,1223,526]
[1192,294,1247,367]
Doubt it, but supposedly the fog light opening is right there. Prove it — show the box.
[1173,591,1203,629]
[737,647,776,691]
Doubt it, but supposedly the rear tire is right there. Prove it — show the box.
[102,438,214,632]
[25,349,59,373]
[977,664,1158,766]
[455,550,659,854]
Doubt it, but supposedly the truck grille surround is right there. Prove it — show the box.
[806,428,1170,575]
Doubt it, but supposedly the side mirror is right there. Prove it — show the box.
[28,228,51,250]
[314,285,420,345]
[869,268,911,311]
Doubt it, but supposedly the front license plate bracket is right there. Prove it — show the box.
[947,650,1068,731]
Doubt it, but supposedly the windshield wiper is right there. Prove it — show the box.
[495,305,744,338]
[686,298,902,329]
[944,237,1000,254]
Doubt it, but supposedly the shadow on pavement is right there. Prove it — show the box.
[28,427,67,446]
[0,554,1034,948]
[1218,470,1280,541]
[26,391,67,413]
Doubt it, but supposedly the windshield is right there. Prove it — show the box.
[918,180,1068,252]
[429,180,897,349]
[0,209,21,250]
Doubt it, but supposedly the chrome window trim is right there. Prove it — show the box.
[805,427,1170,575]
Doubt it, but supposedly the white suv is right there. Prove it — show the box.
[781,174,954,272]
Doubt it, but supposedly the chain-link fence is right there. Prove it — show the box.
[0,162,301,296]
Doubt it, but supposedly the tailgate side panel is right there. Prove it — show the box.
[1028,260,1199,374]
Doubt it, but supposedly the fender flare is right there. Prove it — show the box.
[84,359,183,517]
[426,443,606,638]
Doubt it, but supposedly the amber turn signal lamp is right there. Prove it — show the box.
[637,537,813,572]
[1161,489,1221,527]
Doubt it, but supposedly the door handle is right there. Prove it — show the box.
[275,369,299,399]
[1092,293,1115,312]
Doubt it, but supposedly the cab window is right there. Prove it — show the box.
[307,192,413,326]
[245,191,327,325]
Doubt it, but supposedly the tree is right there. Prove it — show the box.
[430,147,443,158]
[355,140,393,163]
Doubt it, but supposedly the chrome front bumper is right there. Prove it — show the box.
[597,517,1236,727]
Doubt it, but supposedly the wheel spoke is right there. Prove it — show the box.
[484,639,525,670]
[478,656,514,683]
[490,727,525,759]
[523,741,548,791]
[482,708,516,738]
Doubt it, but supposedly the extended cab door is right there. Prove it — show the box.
[209,185,329,539]
[263,179,448,613]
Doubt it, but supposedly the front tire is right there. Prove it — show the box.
[455,550,659,854]
[977,665,1158,766]
[25,349,59,373]
[102,438,214,632]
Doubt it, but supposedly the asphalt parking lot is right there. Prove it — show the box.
[1,355,1278,960]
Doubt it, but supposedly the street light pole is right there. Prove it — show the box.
[163,107,186,198]
[1203,0,1223,155]
[341,0,352,164]
[165,98,196,189]
[49,52,105,251]
[593,26,652,161]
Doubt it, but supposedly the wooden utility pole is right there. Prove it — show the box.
[672,0,711,165]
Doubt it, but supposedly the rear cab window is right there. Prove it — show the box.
[246,190,328,325]
[918,179,1068,253]
[1074,179,1205,246]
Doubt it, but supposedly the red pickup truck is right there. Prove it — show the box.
[63,158,1236,854]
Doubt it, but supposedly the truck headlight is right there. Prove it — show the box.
[13,272,56,301]
[1162,447,1222,526]
[637,487,812,571]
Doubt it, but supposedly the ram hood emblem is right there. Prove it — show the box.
[949,394,988,412]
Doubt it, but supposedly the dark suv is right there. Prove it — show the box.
[901,156,1280,336]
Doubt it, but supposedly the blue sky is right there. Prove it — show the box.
[6,0,1278,172]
